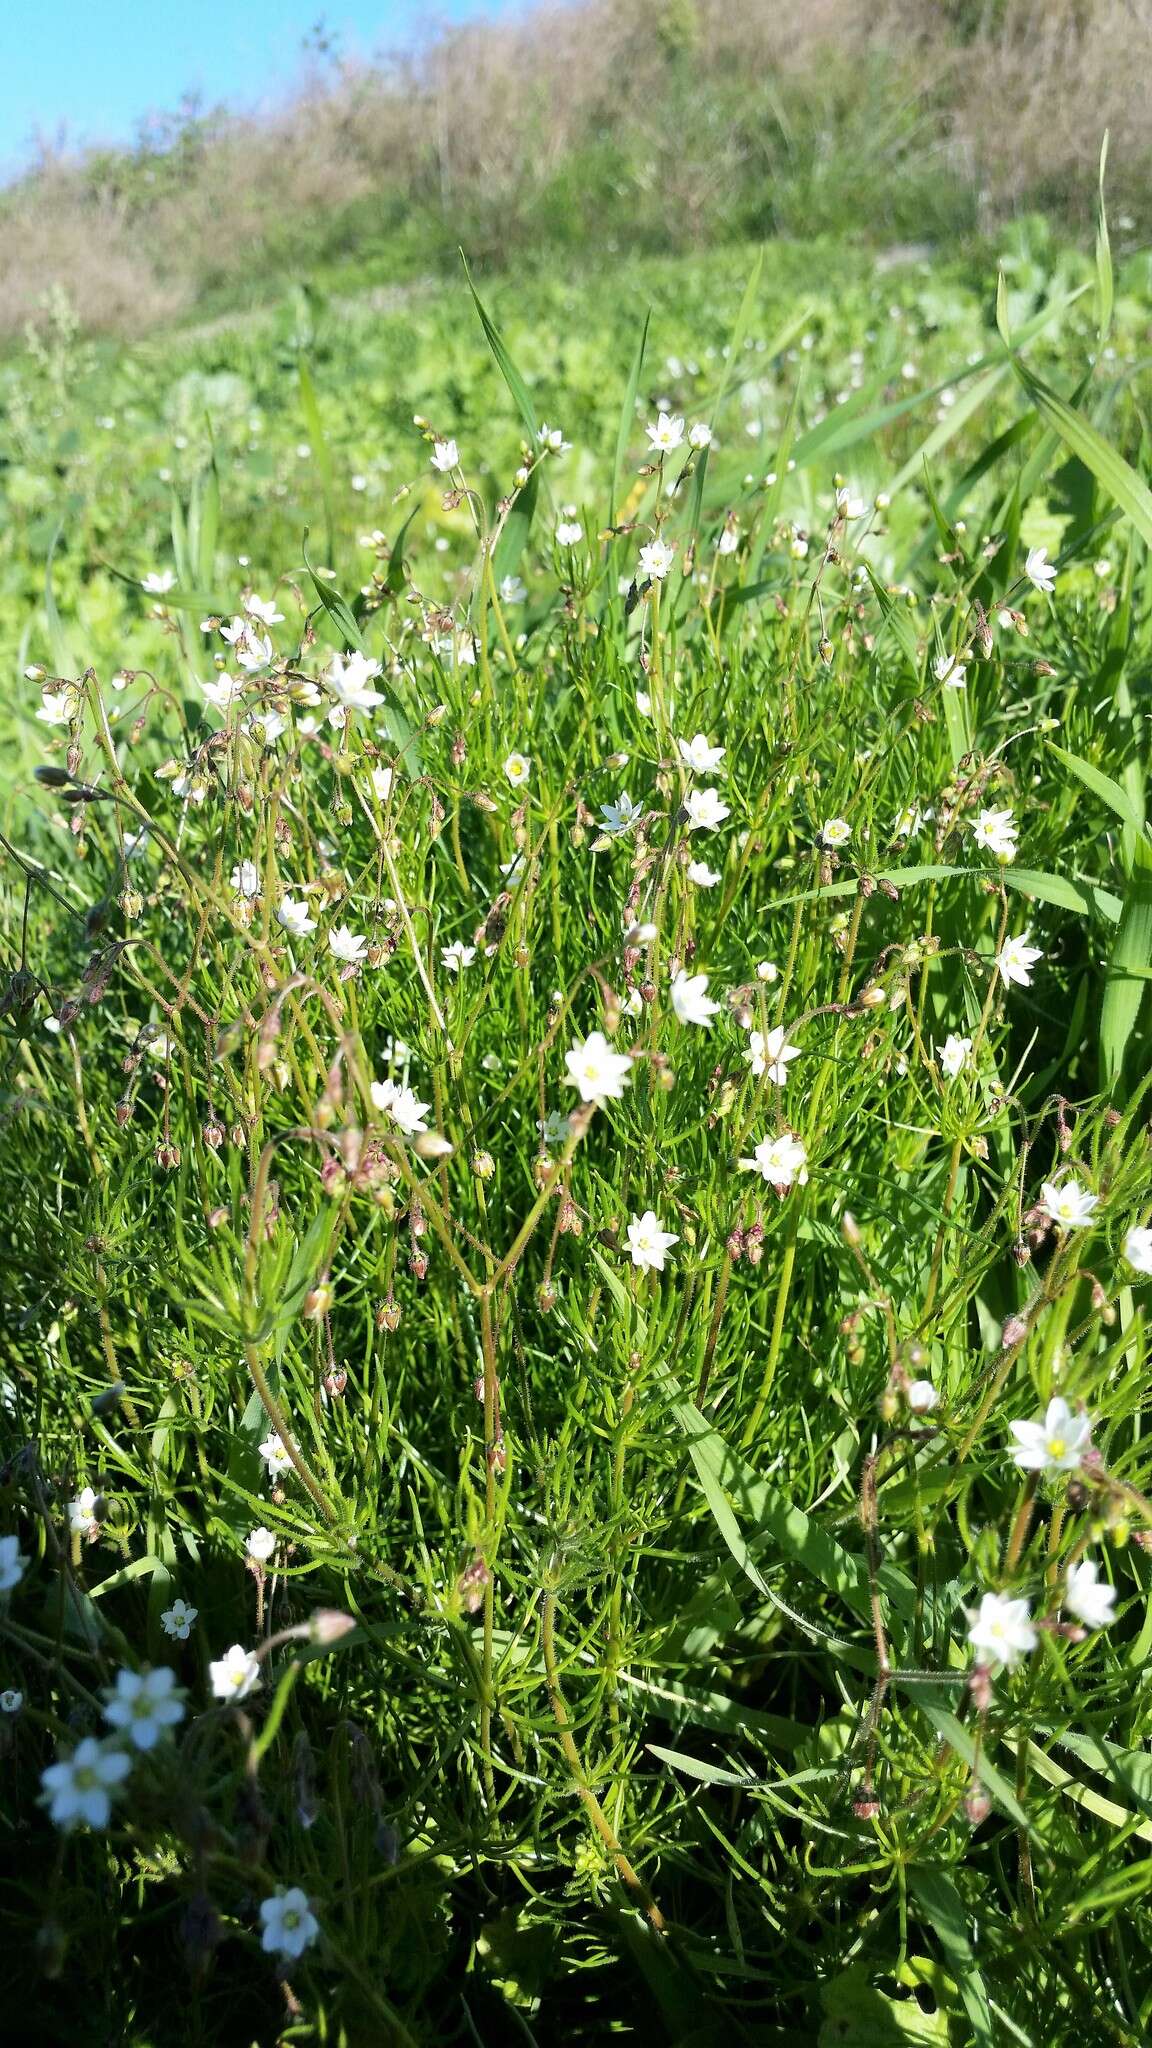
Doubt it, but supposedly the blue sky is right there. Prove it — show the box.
[0,1,513,176]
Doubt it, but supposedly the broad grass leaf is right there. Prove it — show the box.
[610,306,650,529]
[462,255,538,438]
[907,1868,995,2048]
[1049,741,1146,836]
[1010,360,1152,551]
[1101,840,1152,1094]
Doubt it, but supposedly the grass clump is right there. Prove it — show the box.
[2,213,1152,2044]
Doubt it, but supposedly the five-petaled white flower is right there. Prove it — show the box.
[246,1527,277,1564]
[503,752,531,788]
[1009,1395,1093,1472]
[565,1030,633,1105]
[441,940,477,975]
[1025,545,1057,593]
[244,593,284,625]
[938,1033,972,1081]
[160,1598,198,1641]
[684,787,730,832]
[327,924,367,965]
[141,570,175,595]
[327,651,383,713]
[103,1666,186,1751]
[370,1078,432,1135]
[556,520,583,547]
[209,1643,262,1703]
[997,931,1042,987]
[260,1886,320,1961]
[739,1132,809,1190]
[41,1738,132,1829]
[746,1026,801,1085]
[820,818,851,848]
[639,537,677,582]
[68,1486,100,1535]
[933,652,968,690]
[627,1210,679,1272]
[258,1432,293,1480]
[1124,1225,1152,1275]
[646,413,685,453]
[966,1590,1037,1670]
[276,896,316,938]
[677,733,725,773]
[972,807,1017,860]
[687,861,721,887]
[431,439,459,473]
[600,792,642,836]
[671,970,720,1027]
[1064,1558,1117,1630]
[0,1533,27,1592]
[36,690,77,726]
[498,575,527,605]
[1040,1179,1099,1230]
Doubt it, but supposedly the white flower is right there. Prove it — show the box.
[370,1079,431,1136]
[41,1738,132,1829]
[626,1210,679,1272]
[235,629,275,673]
[677,733,725,773]
[327,924,367,965]
[431,439,459,473]
[907,1379,939,1413]
[1064,1558,1117,1630]
[565,1030,633,1105]
[1124,1225,1152,1275]
[503,752,531,788]
[103,1666,185,1751]
[230,860,260,899]
[836,487,866,519]
[243,709,286,746]
[1025,545,1057,594]
[755,960,778,983]
[972,807,1017,860]
[966,1591,1037,1670]
[36,690,77,726]
[997,931,1042,987]
[141,570,175,594]
[0,1688,22,1712]
[370,764,394,802]
[684,788,730,832]
[635,689,651,715]
[820,817,851,848]
[933,653,968,690]
[246,1527,277,1563]
[258,1432,293,1480]
[538,1110,573,1147]
[556,520,583,547]
[245,593,284,625]
[201,674,244,714]
[646,413,685,453]
[260,1887,320,1961]
[1010,1395,1093,1471]
[688,422,713,448]
[209,1643,262,1702]
[938,1033,973,1081]
[746,1026,800,1085]
[789,535,809,560]
[739,1132,809,1189]
[276,896,316,938]
[600,792,642,836]
[893,805,926,840]
[717,525,739,556]
[638,537,677,581]
[441,940,477,974]
[536,422,569,452]
[687,861,721,887]
[68,1486,100,1535]
[0,1533,27,1592]
[160,1598,198,1641]
[327,651,383,713]
[1040,1179,1100,1230]
[498,575,527,604]
[671,970,720,1027]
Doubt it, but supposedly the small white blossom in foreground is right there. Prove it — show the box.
[209,1644,262,1703]
[966,1591,1037,1670]
[160,1598,198,1641]
[141,569,175,595]
[756,960,778,983]
[36,691,77,727]
[820,817,851,848]
[688,421,713,448]
[234,629,275,673]
[276,896,316,939]
[327,651,383,713]
[441,940,477,975]
[41,1738,131,1829]
[498,574,527,604]
[717,525,739,556]
[627,1210,679,1272]
[972,807,1017,860]
[997,931,1043,987]
[260,1887,320,1962]
[556,519,583,547]
[0,1533,27,1592]
[565,1030,633,1105]
[370,1079,432,1136]
[328,925,367,965]
[747,1026,801,1085]
[687,861,721,887]
[933,653,968,690]
[646,413,685,453]
[1064,1558,1117,1630]
[103,1666,186,1751]
[938,1033,972,1081]
[1040,1179,1100,1230]
[600,793,642,836]
[230,860,260,899]
[68,1486,100,1535]
[503,751,531,788]
[639,537,677,581]
[201,675,244,714]
[258,1433,293,1481]
[671,970,720,1027]
[739,1132,809,1190]
[835,487,866,519]
[1025,545,1057,594]
[246,1527,277,1564]
[245,593,284,625]
[684,787,730,832]
[1010,1395,1093,1472]
[0,1688,22,1712]
[907,1380,939,1413]
[430,439,459,473]
[677,733,725,773]
[1124,1225,1152,1275]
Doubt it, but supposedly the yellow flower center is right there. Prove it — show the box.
[1048,1437,1066,1460]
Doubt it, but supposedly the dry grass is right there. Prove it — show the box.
[2,0,1150,337]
